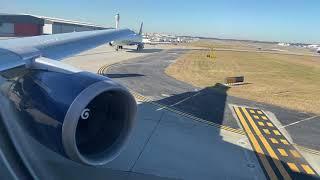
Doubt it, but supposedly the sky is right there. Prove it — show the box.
[1,0,319,43]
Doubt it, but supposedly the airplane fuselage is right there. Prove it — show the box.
[111,33,143,47]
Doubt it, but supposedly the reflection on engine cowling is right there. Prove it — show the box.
[8,70,137,166]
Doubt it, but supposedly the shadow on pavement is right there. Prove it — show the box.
[149,84,319,179]
[157,83,231,127]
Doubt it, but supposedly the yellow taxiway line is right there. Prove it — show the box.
[233,106,318,179]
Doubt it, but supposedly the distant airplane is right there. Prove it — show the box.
[109,14,144,51]
[0,28,137,166]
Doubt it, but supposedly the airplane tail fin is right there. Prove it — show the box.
[138,22,143,35]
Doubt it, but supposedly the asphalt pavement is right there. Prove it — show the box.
[102,49,320,152]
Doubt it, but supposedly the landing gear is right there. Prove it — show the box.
[115,45,123,51]
[136,44,144,51]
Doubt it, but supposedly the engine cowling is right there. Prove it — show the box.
[8,70,137,166]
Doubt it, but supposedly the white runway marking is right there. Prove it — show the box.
[161,94,170,97]
[156,91,201,111]
[280,115,319,128]
[170,91,201,107]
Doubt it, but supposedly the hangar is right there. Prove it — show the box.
[0,14,109,37]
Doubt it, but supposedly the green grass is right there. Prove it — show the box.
[166,49,320,114]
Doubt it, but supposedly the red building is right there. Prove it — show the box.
[14,23,41,36]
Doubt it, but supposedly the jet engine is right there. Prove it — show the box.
[8,69,137,166]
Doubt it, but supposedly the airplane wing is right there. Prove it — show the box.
[0,28,138,171]
[0,28,134,72]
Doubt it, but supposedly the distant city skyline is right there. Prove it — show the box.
[1,0,319,44]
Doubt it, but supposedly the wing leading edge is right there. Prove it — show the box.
[0,29,135,72]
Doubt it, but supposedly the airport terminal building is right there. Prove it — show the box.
[0,14,109,37]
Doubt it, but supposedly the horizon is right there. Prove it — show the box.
[1,0,319,44]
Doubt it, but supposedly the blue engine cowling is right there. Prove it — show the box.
[8,70,137,166]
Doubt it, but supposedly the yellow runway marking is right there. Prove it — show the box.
[263,129,271,135]
[273,130,281,136]
[301,164,316,175]
[241,107,292,180]
[266,122,274,127]
[258,121,265,126]
[280,139,289,145]
[287,163,300,172]
[253,115,260,119]
[278,148,288,157]
[233,106,319,179]
[270,138,279,144]
[289,150,301,158]
[234,107,277,180]
[258,110,263,114]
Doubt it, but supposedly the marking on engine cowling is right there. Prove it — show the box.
[81,108,90,119]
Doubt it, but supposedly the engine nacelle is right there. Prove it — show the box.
[8,70,136,166]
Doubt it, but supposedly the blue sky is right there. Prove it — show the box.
[1,0,319,43]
